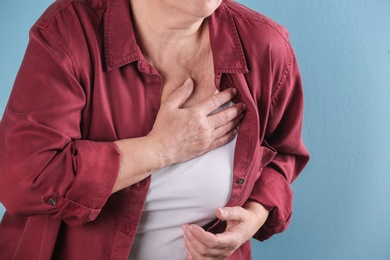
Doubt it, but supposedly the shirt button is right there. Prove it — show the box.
[47,197,57,205]
[237,178,245,185]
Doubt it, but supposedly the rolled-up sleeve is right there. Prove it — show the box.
[0,26,120,226]
[250,49,310,241]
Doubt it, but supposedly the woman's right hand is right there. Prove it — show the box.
[113,78,245,193]
[148,78,246,166]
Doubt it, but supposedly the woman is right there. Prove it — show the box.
[0,0,309,259]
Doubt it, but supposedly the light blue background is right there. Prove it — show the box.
[1,1,389,259]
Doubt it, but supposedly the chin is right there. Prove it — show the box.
[180,0,223,18]
[200,0,223,16]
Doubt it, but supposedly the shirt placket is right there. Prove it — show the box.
[113,60,164,259]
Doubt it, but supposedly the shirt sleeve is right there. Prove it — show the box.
[249,49,310,241]
[0,26,120,226]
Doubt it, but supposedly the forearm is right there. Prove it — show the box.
[112,135,167,193]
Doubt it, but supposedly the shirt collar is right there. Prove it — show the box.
[104,0,248,74]
[208,3,248,74]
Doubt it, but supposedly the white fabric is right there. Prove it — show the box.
[129,103,237,259]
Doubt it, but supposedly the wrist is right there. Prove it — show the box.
[145,132,172,168]
[149,134,175,169]
[243,201,269,229]
[111,136,168,193]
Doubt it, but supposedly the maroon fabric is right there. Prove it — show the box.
[0,0,309,259]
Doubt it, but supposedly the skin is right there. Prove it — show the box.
[112,0,270,258]
[182,202,269,259]
[112,79,245,190]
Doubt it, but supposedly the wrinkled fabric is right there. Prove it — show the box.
[0,0,309,259]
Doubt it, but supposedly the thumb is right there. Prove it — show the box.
[165,78,194,108]
[216,207,245,222]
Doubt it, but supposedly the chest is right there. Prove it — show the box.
[149,48,217,108]
[82,63,268,206]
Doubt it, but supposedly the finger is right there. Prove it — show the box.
[183,227,204,259]
[216,207,246,222]
[195,88,238,115]
[183,225,228,258]
[183,224,207,259]
[165,78,194,108]
[183,228,198,260]
[211,112,243,140]
[188,225,238,257]
[215,207,246,222]
[207,127,237,152]
[188,224,225,249]
[184,236,227,259]
[208,102,246,129]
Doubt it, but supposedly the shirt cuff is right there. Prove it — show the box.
[44,140,120,226]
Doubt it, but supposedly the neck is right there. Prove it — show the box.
[130,0,212,60]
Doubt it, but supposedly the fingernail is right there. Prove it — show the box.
[232,88,237,95]
[182,225,188,233]
[184,78,193,86]
[219,208,227,217]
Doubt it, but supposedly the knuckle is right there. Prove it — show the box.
[214,111,229,128]
[196,246,208,256]
[211,95,222,108]
[209,240,220,249]
[223,110,231,122]
[216,125,227,137]
[197,124,210,136]
[199,140,211,152]
[190,109,203,121]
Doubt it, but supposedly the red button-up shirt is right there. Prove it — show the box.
[0,0,309,259]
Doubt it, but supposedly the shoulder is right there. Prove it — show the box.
[222,0,293,60]
[26,0,110,78]
[222,1,295,73]
[28,0,109,54]
[223,1,290,42]
[33,0,108,29]
[221,2,299,93]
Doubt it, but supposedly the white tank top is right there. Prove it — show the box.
[128,104,237,260]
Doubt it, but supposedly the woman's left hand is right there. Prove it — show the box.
[182,202,269,259]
